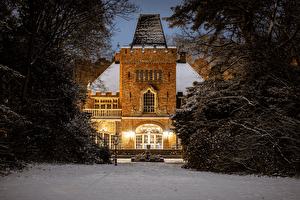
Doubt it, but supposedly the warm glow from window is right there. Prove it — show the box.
[124,131,135,138]
[163,131,173,138]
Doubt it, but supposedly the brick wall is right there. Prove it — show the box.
[119,47,177,116]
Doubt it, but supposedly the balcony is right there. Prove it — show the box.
[84,109,122,118]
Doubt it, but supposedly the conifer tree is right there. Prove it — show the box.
[169,0,300,176]
[0,0,139,169]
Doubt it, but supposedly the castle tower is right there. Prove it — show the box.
[119,14,177,149]
[85,14,203,151]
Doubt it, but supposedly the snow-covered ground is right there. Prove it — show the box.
[1,159,299,200]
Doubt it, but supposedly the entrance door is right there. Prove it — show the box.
[135,124,163,149]
[135,134,162,149]
[144,134,154,149]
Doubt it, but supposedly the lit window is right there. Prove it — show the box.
[95,98,118,109]
[143,90,155,113]
[95,99,99,109]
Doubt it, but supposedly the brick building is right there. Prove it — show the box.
[84,14,202,150]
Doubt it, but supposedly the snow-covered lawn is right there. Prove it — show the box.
[1,159,299,200]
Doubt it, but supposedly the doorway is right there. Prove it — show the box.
[135,124,163,149]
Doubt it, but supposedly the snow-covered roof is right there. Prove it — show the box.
[132,14,166,46]
[176,63,204,95]
[89,62,120,94]
[90,62,203,95]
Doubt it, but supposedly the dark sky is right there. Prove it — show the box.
[112,0,183,51]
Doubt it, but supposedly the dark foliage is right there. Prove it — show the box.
[169,0,300,177]
[0,0,139,173]
[172,60,300,176]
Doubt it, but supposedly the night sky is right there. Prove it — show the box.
[112,0,183,51]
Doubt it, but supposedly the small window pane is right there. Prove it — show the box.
[143,90,155,113]
[156,135,162,149]
[141,70,144,82]
[145,70,148,81]
[154,70,157,81]
[149,70,153,81]
[159,70,162,81]
[136,135,142,149]
[136,70,139,81]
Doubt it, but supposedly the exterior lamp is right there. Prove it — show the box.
[112,133,119,166]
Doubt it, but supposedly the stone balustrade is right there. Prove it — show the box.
[84,109,122,118]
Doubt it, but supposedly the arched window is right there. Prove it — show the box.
[143,90,155,113]
[140,85,158,114]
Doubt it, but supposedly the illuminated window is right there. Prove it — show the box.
[140,86,158,114]
[143,90,155,113]
[95,99,100,109]
[136,135,142,149]
[104,133,109,147]
[135,124,163,149]
[94,98,118,109]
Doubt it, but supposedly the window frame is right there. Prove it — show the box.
[94,98,118,109]
[139,85,158,114]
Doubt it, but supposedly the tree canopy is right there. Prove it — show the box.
[168,0,300,176]
[0,0,139,173]
[1,0,139,103]
[166,0,300,78]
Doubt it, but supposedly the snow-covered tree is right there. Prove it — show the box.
[169,0,300,176]
[0,0,139,168]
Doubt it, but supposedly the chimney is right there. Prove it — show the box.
[114,53,120,64]
[179,51,186,63]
